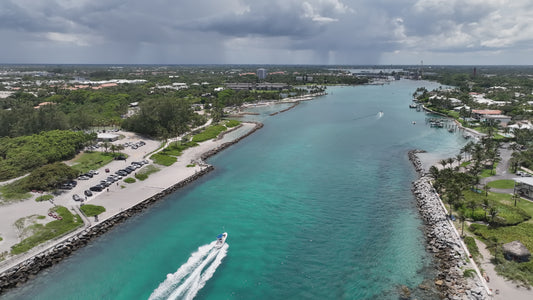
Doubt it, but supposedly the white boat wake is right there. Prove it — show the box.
[149,241,229,300]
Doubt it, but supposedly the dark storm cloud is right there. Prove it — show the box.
[0,0,532,64]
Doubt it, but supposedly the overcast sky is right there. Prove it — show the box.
[1,0,532,65]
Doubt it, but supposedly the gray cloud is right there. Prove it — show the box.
[0,0,532,64]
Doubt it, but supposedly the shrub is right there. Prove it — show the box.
[135,165,159,181]
[124,177,136,183]
[35,195,53,202]
[464,236,481,260]
[463,269,476,278]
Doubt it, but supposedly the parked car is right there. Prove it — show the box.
[78,175,89,180]
[84,190,93,197]
[72,194,82,201]
[89,185,103,192]
[105,168,110,173]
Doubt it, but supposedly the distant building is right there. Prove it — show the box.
[97,133,120,142]
[226,82,290,91]
[257,68,267,80]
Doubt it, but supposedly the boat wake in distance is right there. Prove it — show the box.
[149,236,229,300]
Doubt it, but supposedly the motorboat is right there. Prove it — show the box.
[215,232,227,248]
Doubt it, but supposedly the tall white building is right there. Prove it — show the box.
[256,68,267,80]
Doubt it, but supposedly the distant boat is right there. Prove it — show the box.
[412,121,416,125]
[409,104,418,108]
[215,232,228,248]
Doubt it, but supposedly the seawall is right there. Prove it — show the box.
[409,150,490,300]
[0,122,264,294]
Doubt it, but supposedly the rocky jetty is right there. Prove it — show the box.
[409,151,489,300]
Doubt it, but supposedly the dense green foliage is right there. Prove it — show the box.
[122,97,205,138]
[0,90,131,137]
[11,206,83,254]
[80,204,106,217]
[0,130,94,180]
[11,162,79,192]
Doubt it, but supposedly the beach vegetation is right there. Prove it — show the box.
[35,194,53,202]
[151,141,199,166]
[225,119,241,128]
[192,124,227,142]
[464,237,481,260]
[80,204,106,217]
[0,185,32,203]
[135,165,159,181]
[187,164,196,167]
[124,177,136,183]
[71,151,123,173]
[462,269,476,278]
[150,153,177,166]
[11,206,82,255]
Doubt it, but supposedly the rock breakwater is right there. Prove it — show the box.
[409,151,489,300]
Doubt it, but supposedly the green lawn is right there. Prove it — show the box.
[80,204,106,217]
[480,163,498,178]
[71,152,123,173]
[487,179,515,189]
[150,153,177,166]
[11,206,83,255]
[225,119,241,128]
[192,125,227,143]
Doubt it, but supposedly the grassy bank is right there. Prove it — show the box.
[11,206,83,255]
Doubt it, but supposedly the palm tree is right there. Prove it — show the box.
[102,141,110,153]
[446,157,455,169]
[458,211,466,237]
[456,154,463,165]
[512,193,521,207]
[429,166,440,180]
[440,159,448,169]
[482,184,491,197]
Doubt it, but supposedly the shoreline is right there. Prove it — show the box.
[0,122,264,294]
[409,150,491,300]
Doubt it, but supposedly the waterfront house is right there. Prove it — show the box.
[514,177,533,198]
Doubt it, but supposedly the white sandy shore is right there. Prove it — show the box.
[0,122,258,273]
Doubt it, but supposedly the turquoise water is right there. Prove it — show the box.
[2,80,467,300]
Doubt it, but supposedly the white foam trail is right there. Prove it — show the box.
[149,241,228,300]
[184,244,229,300]
[149,241,217,300]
